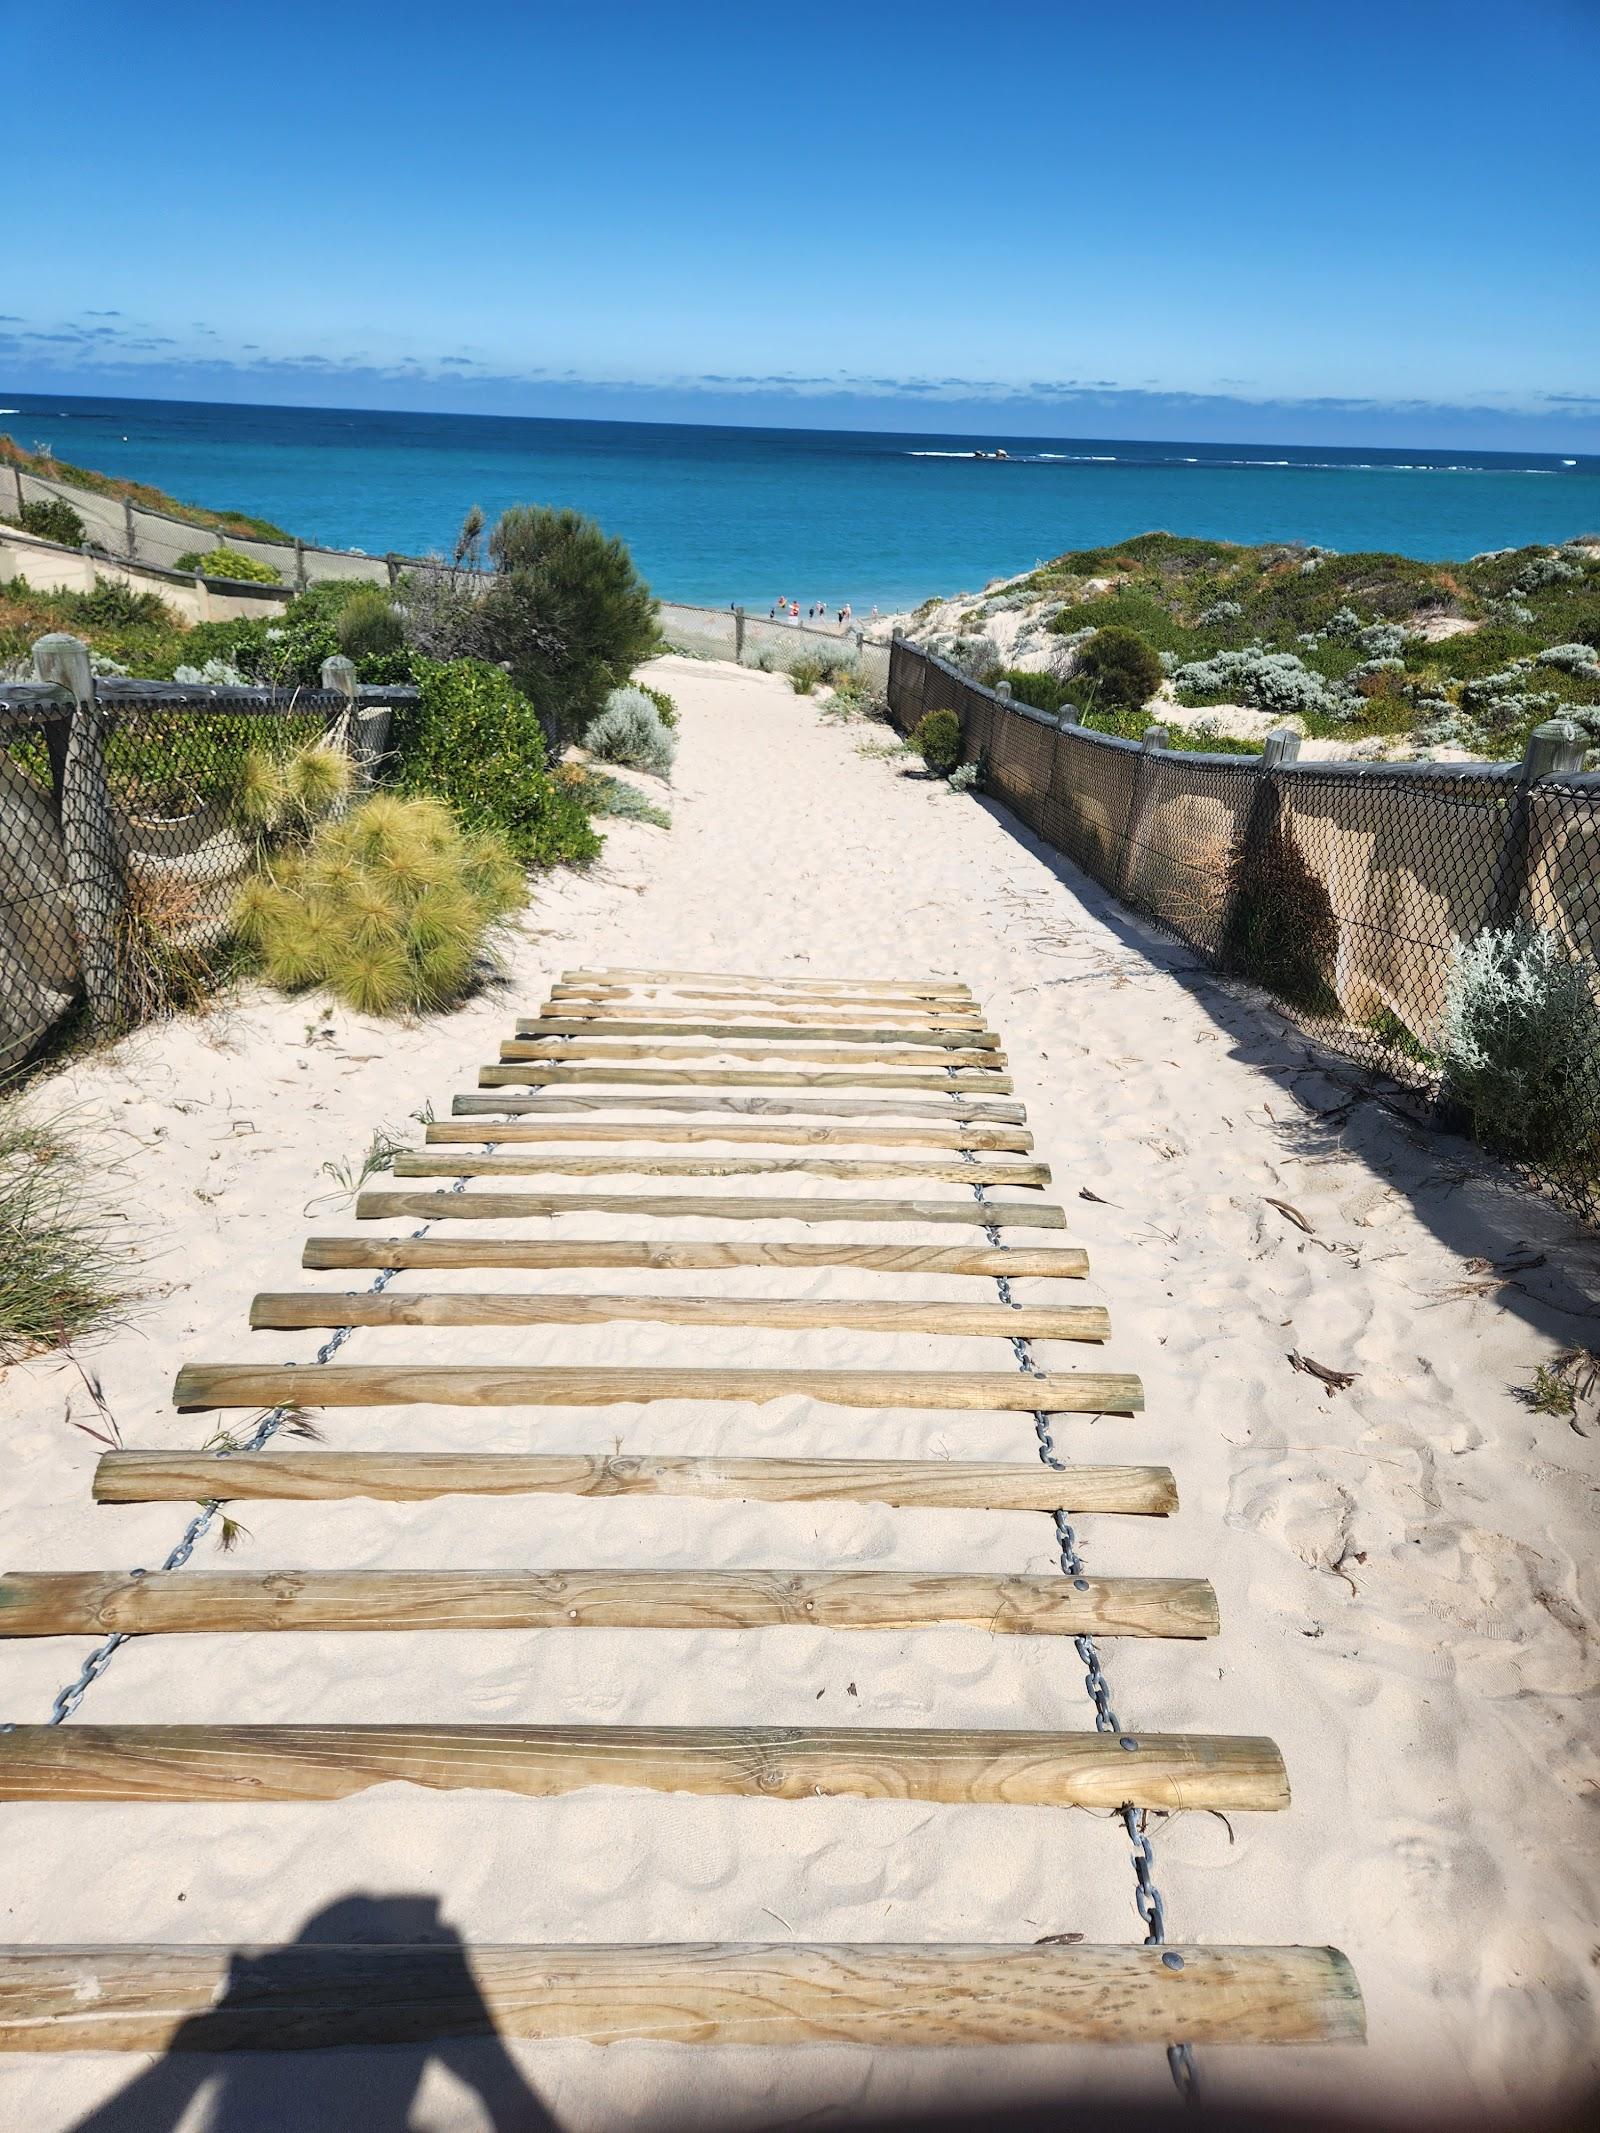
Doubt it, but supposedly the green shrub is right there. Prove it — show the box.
[175,545,281,584]
[18,497,86,547]
[389,657,601,868]
[1442,924,1600,1167]
[73,581,176,630]
[234,792,525,1015]
[912,707,963,774]
[1075,625,1164,714]
[788,658,822,695]
[1000,668,1073,715]
[1221,808,1340,1014]
[584,686,677,775]
[641,684,678,729]
[336,587,404,659]
[483,505,659,741]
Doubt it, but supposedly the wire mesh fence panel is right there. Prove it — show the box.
[1123,752,1257,954]
[659,604,739,660]
[0,703,77,1073]
[1050,728,1138,893]
[0,677,414,1069]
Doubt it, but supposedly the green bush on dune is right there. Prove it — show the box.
[175,545,281,584]
[233,792,525,1016]
[389,657,601,868]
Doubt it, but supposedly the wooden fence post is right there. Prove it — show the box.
[733,607,746,663]
[294,537,308,595]
[122,499,137,559]
[31,633,126,1032]
[1485,718,1588,930]
[1117,724,1169,897]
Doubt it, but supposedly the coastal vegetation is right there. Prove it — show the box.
[174,545,280,583]
[913,531,1600,760]
[232,792,524,1016]
[584,685,677,776]
[911,707,962,774]
[0,435,291,541]
[0,1107,124,1357]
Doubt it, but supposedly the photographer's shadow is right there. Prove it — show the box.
[73,1892,555,2133]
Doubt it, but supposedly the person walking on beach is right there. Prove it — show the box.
[789,601,800,625]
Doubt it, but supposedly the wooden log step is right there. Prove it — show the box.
[0,1569,1216,1639]
[479,1067,1016,1094]
[0,1941,1364,2052]
[355,1190,1061,1228]
[93,1451,1173,1511]
[453,1091,1028,1124]
[0,1724,1288,1810]
[303,1239,1090,1277]
[518,1019,1000,1049]
[501,1041,1006,1070]
[556,987,976,1011]
[566,967,973,995]
[540,1004,987,1032]
[249,1292,1108,1339]
[390,1153,1050,1186]
[428,1120,1034,1151]
[172,1363,1143,1414]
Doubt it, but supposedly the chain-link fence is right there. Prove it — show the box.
[0,654,414,1073]
[658,599,891,690]
[890,637,1600,1224]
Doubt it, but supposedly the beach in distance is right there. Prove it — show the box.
[6,391,1599,611]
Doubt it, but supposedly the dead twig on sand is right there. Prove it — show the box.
[1289,1350,1359,1396]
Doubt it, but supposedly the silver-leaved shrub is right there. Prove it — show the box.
[1442,923,1600,1163]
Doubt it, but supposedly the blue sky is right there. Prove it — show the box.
[5,0,1598,448]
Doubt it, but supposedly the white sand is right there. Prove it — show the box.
[1,654,1597,2128]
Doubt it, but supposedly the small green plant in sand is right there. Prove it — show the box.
[911,707,963,774]
[0,1108,124,1359]
[583,686,677,776]
[571,768,671,828]
[788,657,822,695]
[233,792,525,1015]
[175,546,281,584]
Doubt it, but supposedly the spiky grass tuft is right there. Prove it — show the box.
[232,794,524,1016]
[0,1107,125,1359]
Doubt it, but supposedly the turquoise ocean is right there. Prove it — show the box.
[5,392,1597,612]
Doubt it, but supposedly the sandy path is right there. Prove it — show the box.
[0,654,1596,2128]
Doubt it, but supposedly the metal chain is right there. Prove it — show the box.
[955,1087,1199,2104]
[34,1137,500,1728]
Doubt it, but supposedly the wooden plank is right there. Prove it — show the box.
[390,1153,1050,1186]
[453,1092,1028,1124]
[354,1190,1060,1228]
[555,987,978,1011]
[428,1120,1035,1151]
[173,1363,1143,1414]
[249,1292,1108,1339]
[479,1067,1016,1093]
[303,1239,1091,1277]
[566,967,973,994]
[0,1941,1365,2052]
[0,1570,1216,1639]
[93,1451,1173,1511]
[517,1020,1000,1049]
[502,1042,1007,1069]
[0,1724,1288,1811]
[540,1004,987,1032]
